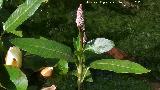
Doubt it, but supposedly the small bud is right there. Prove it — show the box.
[5,46,22,68]
[40,67,53,78]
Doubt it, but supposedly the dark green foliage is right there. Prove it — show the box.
[49,73,151,90]
[23,54,59,71]
[84,73,151,90]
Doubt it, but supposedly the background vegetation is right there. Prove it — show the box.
[1,0,160,89]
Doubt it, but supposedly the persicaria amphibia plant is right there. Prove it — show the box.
[74,4,150,90]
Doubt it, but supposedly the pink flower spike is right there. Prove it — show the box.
[76,4,85,31]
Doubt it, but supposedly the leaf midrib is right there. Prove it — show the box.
[93,62,141,72]
[18,42,70,59]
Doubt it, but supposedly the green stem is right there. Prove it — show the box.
[77,62,83,90]
[77,81,81,90]
[78,27,83,50]
[77,27,84,90]
[77,27,85,90]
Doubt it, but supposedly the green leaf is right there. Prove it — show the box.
[90,59,150,74]
[10,29,23,37]
[85,38,115,54]
[57,59,68,74]
[11,38,72,60]
[85,77,93,82]
[3,0,46,35]
[0,0,3,9]
[0,65,28,90]
[83,69,93,82]
[73,35,81,51]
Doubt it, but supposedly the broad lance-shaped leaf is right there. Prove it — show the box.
[3,0,46,34]
[11,38,72,60]
[0,65,28,90]
[90,59,150,74]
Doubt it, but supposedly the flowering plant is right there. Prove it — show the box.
[73,4,150,90]
[0,1,150,89]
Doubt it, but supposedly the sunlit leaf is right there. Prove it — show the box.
[3,0,46,36]
[90,59,150,74]
[11,29,23,37]
[11,38,72,60]
[0,65,28,90]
